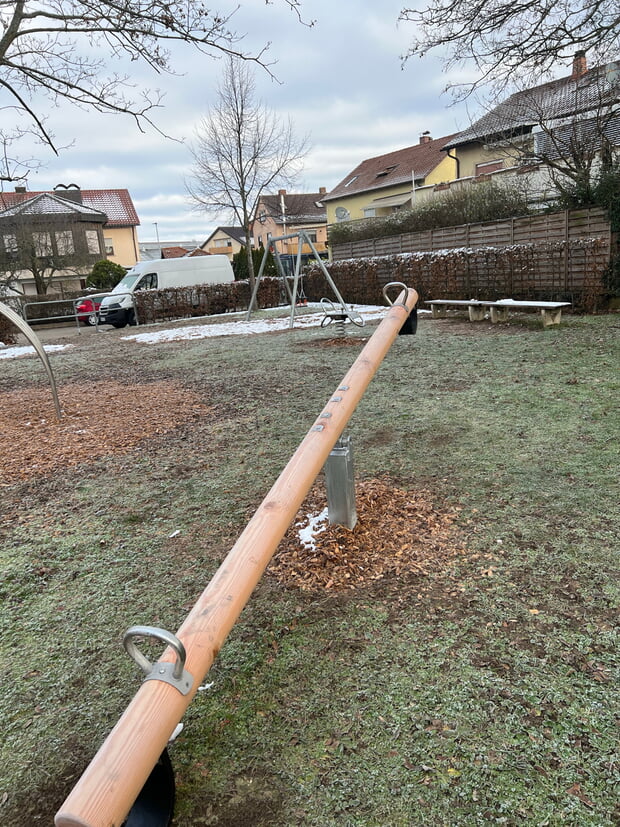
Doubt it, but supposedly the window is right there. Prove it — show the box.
[213,238,230,247]
[363,208,376,218]
[135,273,157,290]
[376,165,398,178]
[104,237,114,255]
[306,231,317,243]
[344,176,359,187]
[258,210,267,224]
[56,230,74,255]
[3,233,17,254]
[33,232,53,256]
[85,230,101,254]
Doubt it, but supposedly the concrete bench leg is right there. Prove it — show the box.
[490,307,509,323]
[468,306,485,321]
[541,308,563,327]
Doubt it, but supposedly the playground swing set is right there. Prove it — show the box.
[246,229,366,335]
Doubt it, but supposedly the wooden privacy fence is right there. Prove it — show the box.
[323,207,612,310]
[330,207,610,260]
[55,287,418,827]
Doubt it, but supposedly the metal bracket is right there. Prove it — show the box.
[123,626,194,696]
[324,433,358,530]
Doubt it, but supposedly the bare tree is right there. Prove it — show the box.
[187,57,308,291]
[399,0,620,97]
[0,0,310,181]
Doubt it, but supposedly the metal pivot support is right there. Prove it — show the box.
[324,433,357,530]
[123,626,194,696]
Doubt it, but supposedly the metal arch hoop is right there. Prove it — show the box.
[0,301,62,419]
[382,282,410,309]
[123,626,194,696]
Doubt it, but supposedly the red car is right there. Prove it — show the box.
[75,296,104,326]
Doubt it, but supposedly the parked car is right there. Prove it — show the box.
[75,296,105,326]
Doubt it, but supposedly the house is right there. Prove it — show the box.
[160,246,209,259]
[251,190,328,255]
[440,52,620,203]
[139,239,200,261]
[0,191,108,294]
[200,226,247,260]
[321,134,459,224]
[0,184,140,269]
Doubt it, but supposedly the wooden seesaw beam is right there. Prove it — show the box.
[55,286,418,827]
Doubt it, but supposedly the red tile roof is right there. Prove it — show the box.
[322,135,459,201]
[161,246,190,258]
[0,188,140,227]
[188,248,211,256]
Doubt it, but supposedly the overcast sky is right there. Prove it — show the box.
[16,0,479,245]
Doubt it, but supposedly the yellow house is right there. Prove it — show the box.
[322,133,459,224]
[200,226,247,260]
[439,52,620,204]
[76,188,140,267]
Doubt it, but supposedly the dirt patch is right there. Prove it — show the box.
[269,477,465,592]
[298,336,368,348]
[429,318,531,335]
[0,380,209,483]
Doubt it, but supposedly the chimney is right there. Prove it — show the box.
[319,187,326,195]
[419,131,432,144]
[54,183,83,204]
[572,51,587,79]
[14,186,26,193]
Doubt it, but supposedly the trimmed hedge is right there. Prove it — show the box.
[133,277,285,324]
[329,180,533,245]
[303,238,609,313]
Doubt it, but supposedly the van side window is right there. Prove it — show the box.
[136,273,158,290]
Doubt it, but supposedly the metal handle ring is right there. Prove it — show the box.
[382,281,409,307]
[123,625,187,682]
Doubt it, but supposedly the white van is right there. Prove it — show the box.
[99,255,234,327]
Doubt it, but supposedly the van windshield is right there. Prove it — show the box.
[112,273,142,294]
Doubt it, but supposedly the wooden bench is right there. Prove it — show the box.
[425,299,571,328]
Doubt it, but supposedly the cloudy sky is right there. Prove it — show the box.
[15,0,478,245]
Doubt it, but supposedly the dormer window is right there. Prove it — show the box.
[376,165,398,178]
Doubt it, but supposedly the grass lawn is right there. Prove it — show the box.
[1,310,619,826]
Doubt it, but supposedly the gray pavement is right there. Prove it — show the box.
[13,321,120,345]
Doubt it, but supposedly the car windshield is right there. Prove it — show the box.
[112,273,141,293]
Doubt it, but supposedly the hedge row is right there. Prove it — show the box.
[303,238,609,313]
[133,277,285,324]
[328,180,533,244]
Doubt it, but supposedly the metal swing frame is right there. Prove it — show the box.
[245,229,363,329]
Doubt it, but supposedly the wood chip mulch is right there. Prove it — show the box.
[0,381,209,484]
[269,477,466,592]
